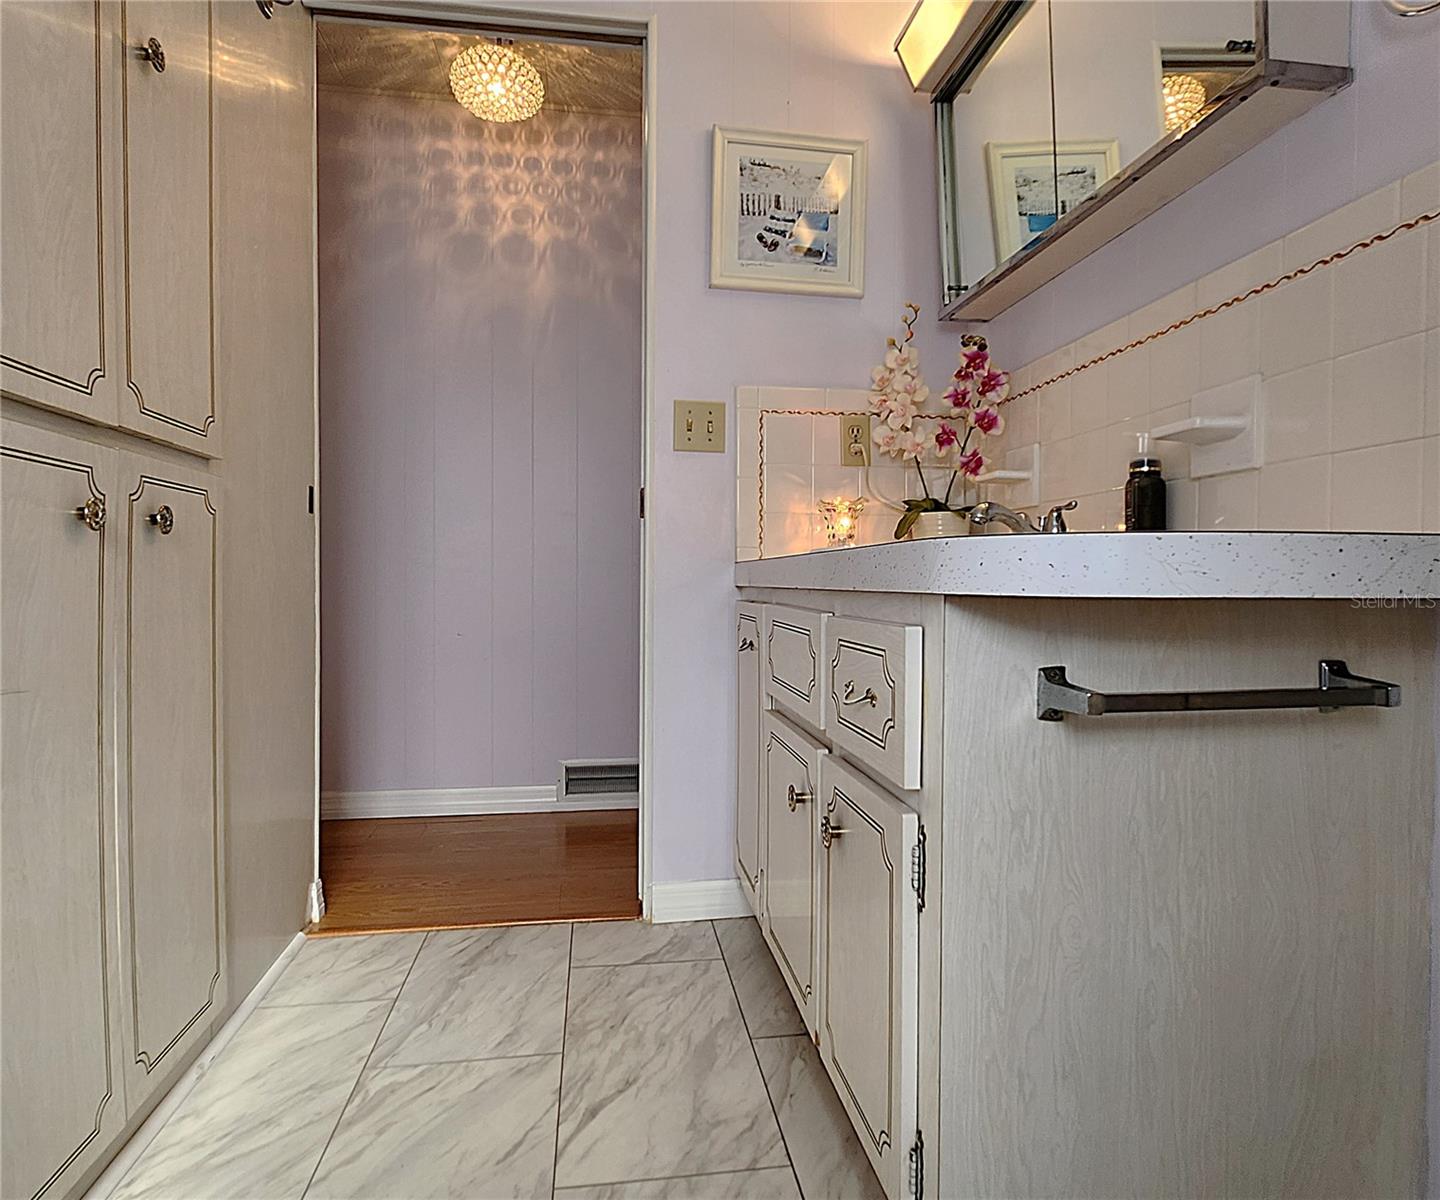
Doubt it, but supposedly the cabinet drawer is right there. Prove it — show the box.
[764,605,828,729]
[824,615,922,791]
[762,709,825,1035]
[817,755,921,1200]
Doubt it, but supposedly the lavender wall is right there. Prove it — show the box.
[978,0,1440,364]
[318,89,643,793]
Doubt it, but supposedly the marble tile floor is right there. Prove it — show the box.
[107,918,886,1200]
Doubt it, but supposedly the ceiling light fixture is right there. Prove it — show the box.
[1162,73,1208,133]
[449,39,544,124]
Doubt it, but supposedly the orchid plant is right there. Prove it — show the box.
[869,304,1011,540]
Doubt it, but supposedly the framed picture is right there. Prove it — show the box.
[985,139,1121,264]
[710,126,867,298]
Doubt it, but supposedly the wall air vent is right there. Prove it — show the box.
[558,759,640,804]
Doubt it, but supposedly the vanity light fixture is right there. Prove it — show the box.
[1161,73,1208,133]
[449,39,544,124]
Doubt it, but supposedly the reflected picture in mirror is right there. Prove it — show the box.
[985,139,1119,263]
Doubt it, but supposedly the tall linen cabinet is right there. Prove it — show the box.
[0,4,317,1197]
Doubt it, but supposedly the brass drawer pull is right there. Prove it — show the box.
[787,784,811,812]
[842,680,878,707]
[147,505,174,535]
[738,637,756,652]
[138,37,166,72]
[75,497,106,532]
[820,815,847,849]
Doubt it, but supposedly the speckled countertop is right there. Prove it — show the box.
[734,532,1440,601]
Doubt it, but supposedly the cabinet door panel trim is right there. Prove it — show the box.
[119,1,216,438]
[0,0,110,398]
[830,639,897,751]
[765,726,817,1005]
[123,473,221,1073]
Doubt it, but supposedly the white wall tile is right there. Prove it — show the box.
[1330,332,1427,453]
[1332,230,1427,358]
[1167,479,1199,531]
[764,414,813,465]
[1149,322,1201,411]
[1198,244,1284,307]
[1426,228,1440,331]
[1070,358,1111,434]
[1197,470,1259,528]
[1330,439,1425,532]
[813,416,842,467]
[824,388,871,410]
[1282,184,1401,271]
[1198,304,1260,389]
[1259,269,1333,377]
[757,386,828,411]
[1426,329,1440,436]
[1262,362,1332,464]
[1400,161,1440,220]
[1004,392,1039,446]
[767,465,813,513]
[1107,344,1151,424]
[1128,283,1198,339]
[1148,402,1192,479]
[1257,455,1332,531]
[1037,379,1074,442]
[737,476,760,545]
[1421,437,1439,531]
[738,416,760,477]
[813,465,862,503]
[736,387,760,410]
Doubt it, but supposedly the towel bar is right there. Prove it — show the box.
[1036,660,1401,721]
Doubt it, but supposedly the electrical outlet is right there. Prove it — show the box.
[674,400,725,452]
[841,414,871,466]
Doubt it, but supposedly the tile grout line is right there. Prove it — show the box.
[554,1163,804,1193]
[298,932,428,1199]
[549,922,576,1200]
[712,920,806,1200]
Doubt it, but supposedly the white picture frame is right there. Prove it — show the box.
[710,126,867,298]
[985,139,1121,264]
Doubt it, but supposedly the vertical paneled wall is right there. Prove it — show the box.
[318,88,642,793]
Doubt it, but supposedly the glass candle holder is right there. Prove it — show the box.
[818,496,865,546]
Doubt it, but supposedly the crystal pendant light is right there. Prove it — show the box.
[1161,73,1208,134]
[449,39,544,124]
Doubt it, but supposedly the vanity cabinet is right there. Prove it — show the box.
[0,0,220,458]
[1,423,127,1200]
[737,599,931,1200]
[761,710,825,1035]
[741,565,1436,1200]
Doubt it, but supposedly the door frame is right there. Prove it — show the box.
[304,1,658,919]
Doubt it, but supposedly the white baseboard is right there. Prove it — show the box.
[320,785,639,821]
[649,877,752,923]
[84,931,307,1199]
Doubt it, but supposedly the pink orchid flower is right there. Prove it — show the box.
[960,346,990,375]
[975,369,1010,401]
[944,382,973,410]
[933,422,960,456]
[970,406,1004,436]
[957,447,985,477]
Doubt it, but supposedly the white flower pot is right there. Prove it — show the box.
[906,511,970,540]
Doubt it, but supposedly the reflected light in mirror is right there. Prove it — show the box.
[1162,73,1208,133]
[895,0,984,92]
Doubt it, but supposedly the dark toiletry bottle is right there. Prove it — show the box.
[1125,434,1167,531]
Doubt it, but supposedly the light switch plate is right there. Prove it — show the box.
[840,414,871,466]
[674,400,726,452]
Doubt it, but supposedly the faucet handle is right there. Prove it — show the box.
[1041,500,1078,533]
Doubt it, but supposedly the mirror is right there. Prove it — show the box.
[932,0,1343,321]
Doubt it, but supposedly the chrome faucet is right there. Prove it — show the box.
[964,499,1077,534]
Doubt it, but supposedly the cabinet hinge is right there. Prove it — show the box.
[911,825,926,912]
[909,1129,925,1199]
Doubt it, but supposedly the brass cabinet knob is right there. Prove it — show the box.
[787,784,811,812]
[138,37,165,72]
[820,815,847,849]
[74,497,106,532]
[147,505,174,535]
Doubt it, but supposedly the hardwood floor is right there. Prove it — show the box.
[311,810,641,936]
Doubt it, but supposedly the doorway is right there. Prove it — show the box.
[311,14,647,934]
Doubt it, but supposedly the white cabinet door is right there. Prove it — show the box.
[1,420,127,1200]
[762,710,825,1035]
[818,755,921,1200]
[117,456,225,1106]
[736,603,765,915]
[116,1,220,457]
[824,615,923,792]
[0,2,122,426]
